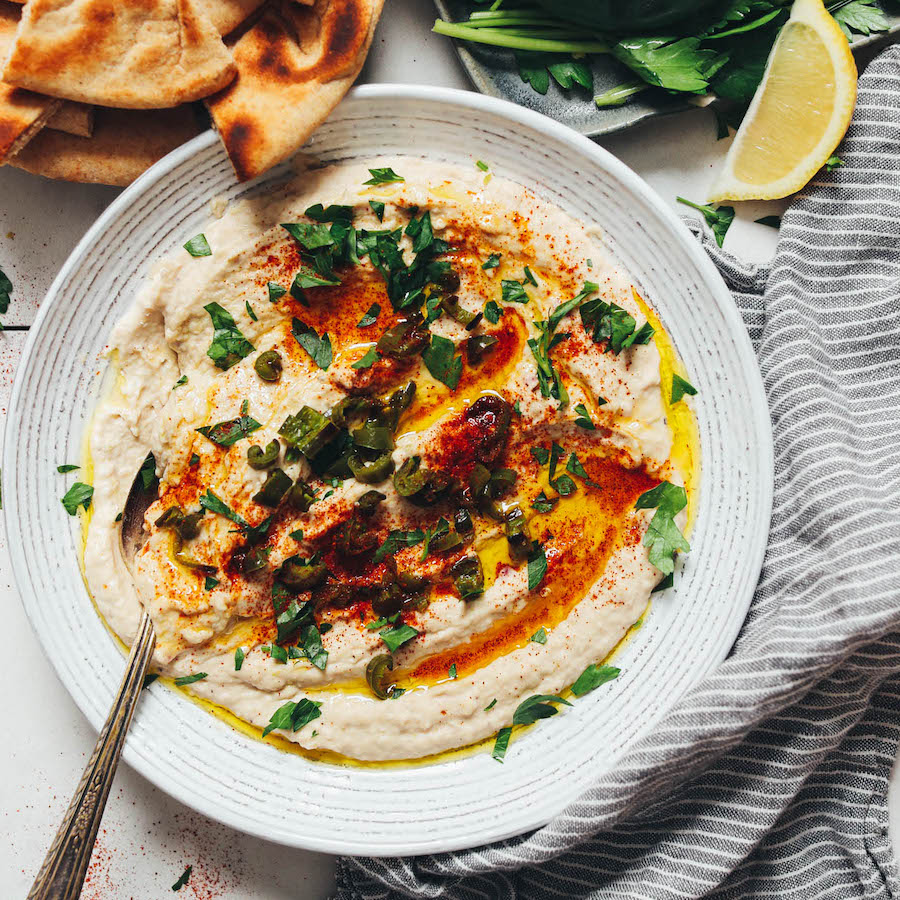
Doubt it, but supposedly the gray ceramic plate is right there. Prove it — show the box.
[433,0,900,138]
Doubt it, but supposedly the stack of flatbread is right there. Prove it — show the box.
[0,0,384,185]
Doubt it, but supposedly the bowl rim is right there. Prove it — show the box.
[4,82,774,856]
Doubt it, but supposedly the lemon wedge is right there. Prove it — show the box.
[708,0,857,201]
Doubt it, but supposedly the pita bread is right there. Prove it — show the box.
[46,100,93,136]
[7,105,200,185]
[2,0,236,109]
[206,0,383,182]
[197,0,266,35]
[0,2,60,163]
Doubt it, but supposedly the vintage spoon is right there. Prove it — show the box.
[27,467,158,900]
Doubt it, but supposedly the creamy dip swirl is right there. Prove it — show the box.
[84,157,693,761]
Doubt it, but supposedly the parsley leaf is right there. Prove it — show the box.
[61,482,93,516]
[380,623,419,653]
[183,234,211,257]
[512,692,571,725]
[482,253,501,270]
[532,490,557,513]
[174,672,208,686]
[172,865,192,891]
[492,725,512,762]
[267,282,286,303]
[530,446,550,466]
[0,265,12,318]
[448,663,458,679]
[671,374,698,403]
[364,167,405,185]
[613,37,722,94]
[197,411,261,446]
[825,154,845,171]
[547,58,593,91]
[652,572,674,593]
[580,298,654,355]
[262,698,322,737]
[485,698,497,711]
[234,647,245,670]
[527,541,548,590]
[351,347,378,369]
[566,451,599,487]
[358,302,381,327]
[369,200,386,221]
[304,203,353,222]
[833,0,886,39]
[204,302,255,370]
[571,664,620,697]
[530,627,548,644]
[245,301,258,322]
[549,281,598,331]
[291,266,340,292]
[204,575,219,590]
[300,623,328,670]
[635,482,690,575]
[173,375,188,389]
[57,464,79,473]
[373,528,425,564]
[515,52,551,93]
[199,489,246,527]
[484,300,503,324]
[422,334,463,390]
[755,215,781,228]
[292,318,332,370]
[574,403,595,430]
[677,196,735,247]
[476,160,490,172]
[502,279,529,304]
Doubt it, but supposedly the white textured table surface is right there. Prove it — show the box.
[0,2,893,897]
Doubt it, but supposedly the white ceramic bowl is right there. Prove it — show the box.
[3,85,773,856]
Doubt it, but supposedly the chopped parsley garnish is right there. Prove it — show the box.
[492,726,512,762]
[652,572,674,593]
[61,482,93,516]
[483,300,502,324]
[291,266,340,292]
[369,200,386,221]
[204,302,255,370]
[530,627,548,644]
[476,160,490,172]
[527,541,547,590]
[523,266,538,287]
[484,698,497,711]
[566,451,599,488]
[292,318,332,370]
[825,155,844,171]
[364,167,405,185]
[245,301,258,322]
[189,453,200,466]
[300,623,328,670]
[676,197,734,248]
[422,334,463,390]
[482,253,501,270]
[448,663,458,679]
[553,473,577,496]
[573,403,594,430]
[304,203,354,222]
[262,698,322,737]
[174,672,208,686]
[671,374,697,403]
[57,464,79,473]
[234,647,245,670]
[379,623,419,653]
[172,375,188,389]
[501,279,529,304]
[580,297,654,356]
[199,489,246,526]
[530,446,549,466]
[172,865,192,891]
[142,673,158,689]
[597,396,608,406]
[196,410,261,447]
[512,692,571,725]
[755,215,781,229]
[352,347,378,370]
[183,234,211,257]
[372,528,425,564]
[532,490,557,513]
[570,664,620,697]
[138,452,158,492]
[289,529,304,541]
[358,302,381,327]
[204,575,219,590]
[268,281,286,303]
[635,482,690,575]
[0,265,11,324]
[548,281,597,330]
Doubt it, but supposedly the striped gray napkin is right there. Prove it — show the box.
[334,46,900,900]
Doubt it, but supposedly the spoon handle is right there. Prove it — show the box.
[27,611,156,900]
